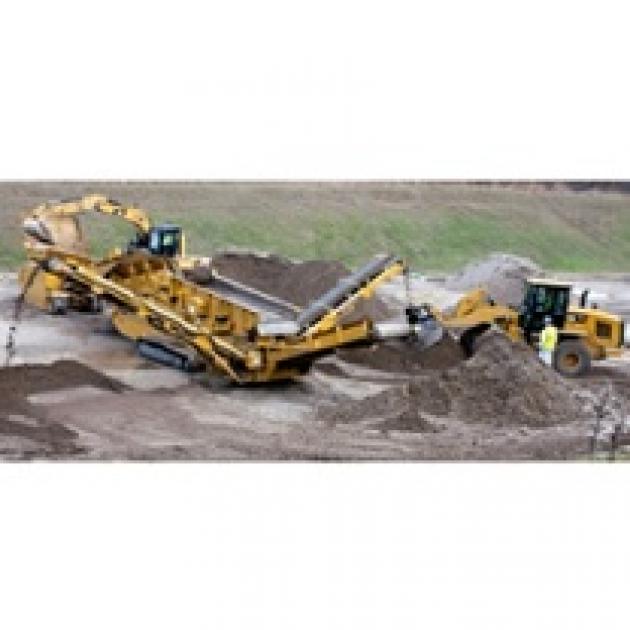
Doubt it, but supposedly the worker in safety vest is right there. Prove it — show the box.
[539,316,558,367]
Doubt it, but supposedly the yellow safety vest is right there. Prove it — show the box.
[540,325,558,351]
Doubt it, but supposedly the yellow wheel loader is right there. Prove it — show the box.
[437,279,624,377]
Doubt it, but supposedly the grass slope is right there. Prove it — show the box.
[1,182,629,271]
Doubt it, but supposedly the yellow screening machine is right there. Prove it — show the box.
[19,195,439,383]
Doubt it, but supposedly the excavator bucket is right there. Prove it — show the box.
[23,217,54,245]
[404,303,444,349]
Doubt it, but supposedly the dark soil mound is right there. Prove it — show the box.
[338,334,465,373]
[211,252,349,308]
[0,360,126,458]
[428,332,587,427]
[0,359,125,411]
[191,251,394,321]
[319,332,591,431]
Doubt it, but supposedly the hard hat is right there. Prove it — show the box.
[544,315,553,324]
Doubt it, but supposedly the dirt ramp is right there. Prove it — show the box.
[446,252,542,305]
[320,332,590,432]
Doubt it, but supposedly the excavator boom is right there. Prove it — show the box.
[20,194,193,313]
[26,194,151,235]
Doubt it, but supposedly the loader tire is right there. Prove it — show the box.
[554,340,591,378]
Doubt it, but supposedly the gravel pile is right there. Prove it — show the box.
[446,252,542,305]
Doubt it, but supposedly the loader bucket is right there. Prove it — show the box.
[373,312,444,348]
[405,304,444,349]
[413,317,444,349]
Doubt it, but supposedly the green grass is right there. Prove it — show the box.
[153,209,630,272]
[0,235,23,268]
[3,182,630,272]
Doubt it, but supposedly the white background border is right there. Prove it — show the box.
[1,2,630,629]
[2,0,629,179]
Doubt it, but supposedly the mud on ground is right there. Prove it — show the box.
[0,330,623,461]
[0,361,126,459]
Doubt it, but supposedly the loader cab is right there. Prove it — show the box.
[519,279,571,340]
[130,224,182,258]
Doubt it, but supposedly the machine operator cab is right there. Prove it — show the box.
[519,279,571,343]
[129,224,183,258]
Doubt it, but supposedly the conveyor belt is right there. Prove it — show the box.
[196,273,300,322]
[296,254,401,331]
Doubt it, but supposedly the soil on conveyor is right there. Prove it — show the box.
[190,250,394,321]
[319,331,594,433]
[198,251,466,371]
[0,360,126,458]
[210,251,349,308]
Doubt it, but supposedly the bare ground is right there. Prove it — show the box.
[1,269,628,461]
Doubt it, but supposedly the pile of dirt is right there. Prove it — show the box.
[320,382,449,434]
[445,252,542,305]
[337,334,465,373]
[0,360,126,458]
[319,332,592,432]
[191,250,393,320]
[211,251,349,308]
[434,332,590,427]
